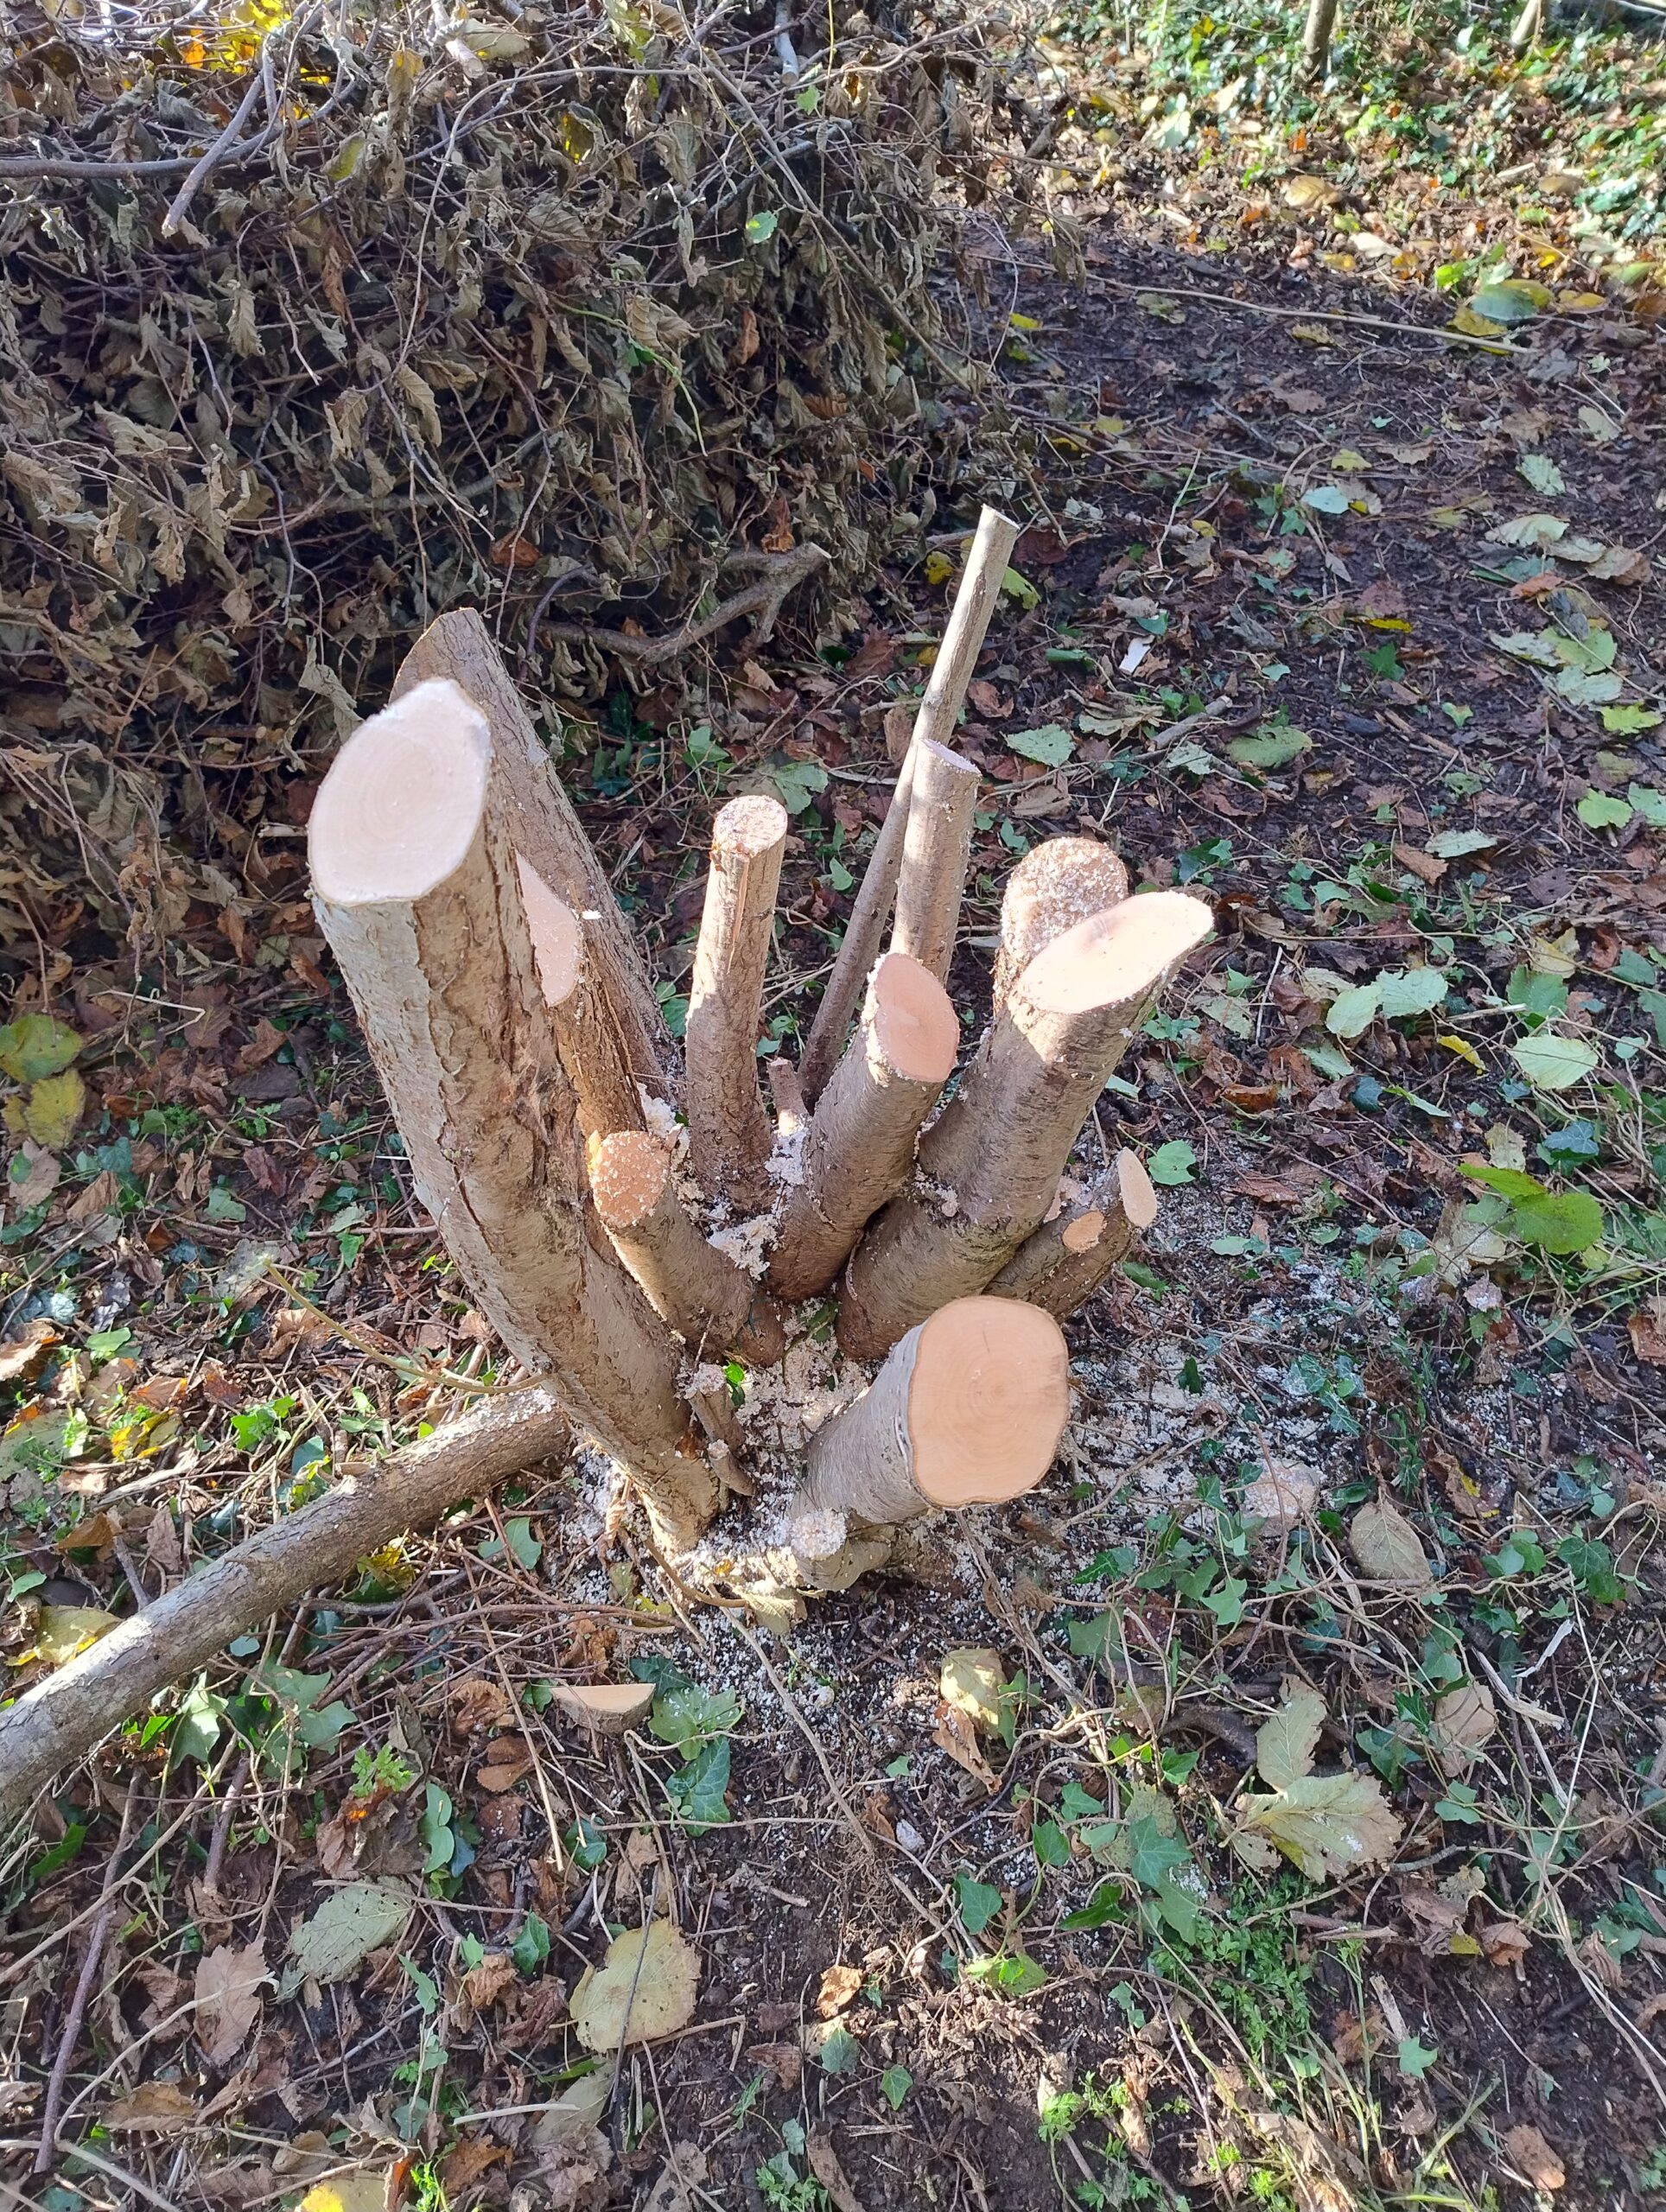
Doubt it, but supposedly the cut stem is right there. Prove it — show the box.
[309,679,715,1545]
[684,793,789,1213]
[393,609,665,1094]
[767,952,959,1303]
[516,860,644,1139]
[798,1296,1069,1526]
[590,1130,785,1367]
[986,1148,1158,1318]
[992,836,1129,1016]
[891,738,981,983]
[838,890,1211,1359]
[798,505,1019,1101]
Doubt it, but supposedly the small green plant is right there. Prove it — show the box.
[350,1743,416,1801]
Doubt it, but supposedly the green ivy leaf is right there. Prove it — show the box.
[666,1736,732,1831]
[651,1683,742,1758]
[1007,722,1073,768]
[1461,1165,1605,1255]
[502,1516,543,1572]
[880,2065,912,2110]
[955,1873,1003,1938]
[772,760,828,815]
[1228,727,1311,769]
[511,1911,551,1975]
[745,209,779,245]
[1146,1140,1197,1186]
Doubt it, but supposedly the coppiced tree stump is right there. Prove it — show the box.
[306,523,1211,1597]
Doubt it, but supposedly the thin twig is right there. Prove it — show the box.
[33,1777,142,2176]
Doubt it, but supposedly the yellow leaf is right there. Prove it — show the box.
[1093,415,1130,437]
[1008,312,1043,332]
[1557,289,1606,312]
[302,2176,394,2212]
[923,550,957,586]
[22,1068,85,1149]
[1449,304,1510,340]
[15,1605,121,1669]
[1332,448,1371,474]
[1439,1033,1484,1071]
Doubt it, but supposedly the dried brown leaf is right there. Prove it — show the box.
[1348,1497,1434,1589]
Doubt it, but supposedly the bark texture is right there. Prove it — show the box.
[0,1386,570,1827]
[392,609,665,1092]
[767,953,958,1302]
[838,892,1211,1359]
[992,836,1129,1014]
[590,1131,785,1366]
[310,683,716,1545]
[798,505,1019,1100]
[799,1296,1068,1525]
[890,738,981,982]
[516,858,644,1139]
[986,1148,1158,1318]
[684,794,789,1212]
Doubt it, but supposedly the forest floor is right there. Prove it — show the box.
[5,46,1666,2212]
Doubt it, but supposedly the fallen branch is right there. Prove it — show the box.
[0,1387,571,1830]
[798,505,1019,1101]
[539,542,830,666]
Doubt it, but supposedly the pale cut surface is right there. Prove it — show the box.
[716,792,791,855]
[870,952,960,1081]
[995,836,1129,1000]
[311,679,489,905]
[590,1131,671,1230]
[1021,889,1213,1014]
[516,857,582,1005]
[1117,1146,1160,1230]
[909,1297,1069,1506]
[1060,1209,1106,1255]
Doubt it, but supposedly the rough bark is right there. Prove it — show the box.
[891,738,981,983]
[838,891,1211,1360]
[798,505,1019,1101]
[391,608,665,1093]
[684,793,789,1213]
[798,1295,1069,1525]
[589,1131,785,1366]
[986,1147,1158,1318]
[310,680,716,1545]
[992,836,1129,1015]
[0,1386,571,1827]
[516,859,644,1139]
[767,953,958,1303]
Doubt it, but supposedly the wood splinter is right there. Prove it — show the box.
[987,1147,1159,1319]
[797,1295,1069,1529]
[685,793,790,1213]
[767,951,959,1303]
[590,1129,785,1367]
[838,889,1212,1360]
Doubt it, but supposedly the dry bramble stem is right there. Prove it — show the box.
[992,835,1131,1016]
[797,1295,1070,1528]
[838,890,1212,1359]
[767,951,960,1303]
[308,678,716,1545]
[589,1130,786,1367]
[685,792,790,1213]
[890,736,982,983]
[798,504,1020,1102]
[986,1147,1159,1319]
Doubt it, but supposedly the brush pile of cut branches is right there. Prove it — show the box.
[0,0,1009,967]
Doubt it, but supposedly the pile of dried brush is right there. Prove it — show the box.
[0,0,1009,967]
